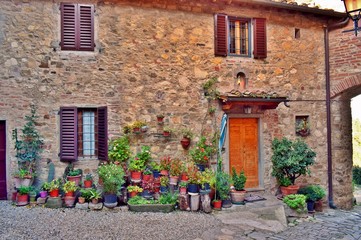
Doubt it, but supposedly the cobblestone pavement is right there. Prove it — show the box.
[209,206,361,240]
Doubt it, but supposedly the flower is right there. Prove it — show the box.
[189,136,217,165]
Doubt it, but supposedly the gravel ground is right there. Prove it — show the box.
[0,201,221,240]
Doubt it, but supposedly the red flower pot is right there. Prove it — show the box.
[49,189,59,197]
[16,193,28,206]
[143,174,151,182]
[180,137,191,150]
[130,171,142,180]
[213,200,222,209]
[163,131,171,137]
[180,173,189,181]
[65,191,74,197]
[129,191,138,198]
[179,187,187,194]
[84,180,92,188]
[280,185,300,196]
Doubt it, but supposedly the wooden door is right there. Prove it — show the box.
[0,121,7,199]
[229,118,259,188]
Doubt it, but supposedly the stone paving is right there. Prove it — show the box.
[205,204,361,240]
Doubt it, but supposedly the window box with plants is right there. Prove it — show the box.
[97,163,125,208]
[271,137,316,196]
[230,167,247,204]
[127,193,178,213]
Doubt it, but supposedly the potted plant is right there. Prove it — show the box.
[156,114,165,123]
[159,156,171,176]
[169,159,183,185]
[199,168,214,191]
[40,182,50,198]
[189,136,216,171]
[83,174,93,188]
[160,176,169,193]
[208,106,216,115]
[79,188,92,204]
[186,162,201,194]
[298,185,326,212]
[283,194,307,215]
[163,126,173,137]
[128,146,151,180]
[108,136,131,165]
[271,137,316,196]
[127,185,143,198]
[179,181,187,194]
[150,161,161,178]
[230,167,247,204]
[131,120,147,134]
[12,105,43,188]
[97,163,125,207]
[180,128,194,150]
[202,77,220,100]
[62,180,78,197]
[143,169,152,182]
[16,185,31,206]
[65,163,82,186]
[89,189,102,204]
[48,179,61,198]
[216,171,232,208]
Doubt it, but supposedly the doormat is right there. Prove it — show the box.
[244,195,266,202]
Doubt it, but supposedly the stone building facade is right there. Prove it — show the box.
[0,0,353,208]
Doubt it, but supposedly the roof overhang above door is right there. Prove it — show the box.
[219,94,289,114]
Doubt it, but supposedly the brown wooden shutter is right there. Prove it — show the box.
[253,18,267,59]
[61,3,94,51]
[97,106,108,161]
[215,14,228,57]
[60,107,78,161]
[78,4,94,51]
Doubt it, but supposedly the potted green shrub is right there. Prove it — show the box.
[97,163,125,207]
[216,171,232,208]
[12,105,43,188]
[298,185,326,212]
[83,174,93,188]
[271,137,316,196]
[79,188,92,204]
[189,136,216,171]
[65,163,82,186]
[16,185,31,206]
[48,179,61,198]
[62,180,78,197]
[150,161,161,178]
[230,167,247,204]
[128,146,151,180]
[283,194,307,215]
[108,136,131,164]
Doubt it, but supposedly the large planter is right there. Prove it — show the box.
[230,190,246,204]
[280,185,300,196]
[128,203,175,213]
[14,177,33,189]
[67,175,81,186]
[103,193,118,208]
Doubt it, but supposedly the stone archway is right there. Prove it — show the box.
[330,74,361,209]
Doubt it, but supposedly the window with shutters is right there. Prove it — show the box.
[60,107,108,162]
[61,3,94,51]
[215,14,267,59]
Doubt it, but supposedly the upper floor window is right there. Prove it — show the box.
[60,3,94,51]
[215,14,267,59]
[60,106,108,162]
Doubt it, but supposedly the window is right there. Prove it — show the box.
[60,3,94,51]
[60,107,108,161]
[214,14,267,59]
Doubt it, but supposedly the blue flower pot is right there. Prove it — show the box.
[188,183,199,194]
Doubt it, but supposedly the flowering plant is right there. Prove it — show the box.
[169,159,183,176]
[185,161,201,184]
[128,146,151,172]
[97,163,125,194]
[189,136,216,164]
[160,156,171,171]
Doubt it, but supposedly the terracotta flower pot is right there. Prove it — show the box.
[230,190,246,204]
[65,191,74,197]
[280,185,300,196]
[130,171,142,180]
[67,175,81,186]
[49,189,59,197]
[84,180,92,188]
[212,200,222,209]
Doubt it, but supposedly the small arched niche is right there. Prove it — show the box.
[235,72,247,90]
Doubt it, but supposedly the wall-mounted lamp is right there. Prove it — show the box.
[342,0,361,36]
[244,106,252,114]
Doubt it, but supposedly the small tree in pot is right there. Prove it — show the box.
[271,137,316,196]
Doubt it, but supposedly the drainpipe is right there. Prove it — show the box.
[324,17,349,209]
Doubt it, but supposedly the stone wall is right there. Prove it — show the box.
[0,0,344,205]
